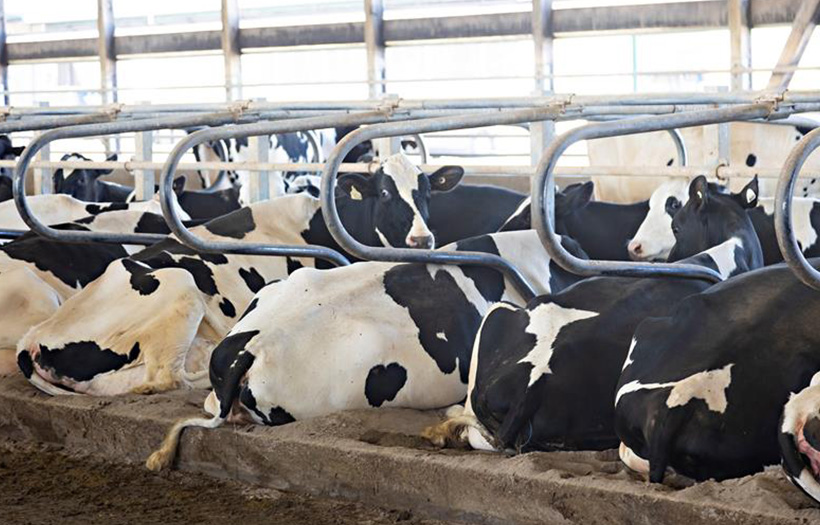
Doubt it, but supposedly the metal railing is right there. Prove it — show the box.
[775,126,820,291]
[532,102,795,283]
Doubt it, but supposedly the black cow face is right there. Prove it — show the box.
[53,153,118,201]
[338,154,463,249]
[667,175,758,262]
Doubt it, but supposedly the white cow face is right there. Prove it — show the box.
[627,179,690,262]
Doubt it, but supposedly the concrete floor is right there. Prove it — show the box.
[0,375,817,525]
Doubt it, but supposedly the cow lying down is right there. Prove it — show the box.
[423,176,763,453]
[145,230,587,471]
[616,257,820,484]
[17,153,466,397]
[0,210,175,375]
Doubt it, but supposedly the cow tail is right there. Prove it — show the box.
[145,414,224,472]
[647,406,688,483]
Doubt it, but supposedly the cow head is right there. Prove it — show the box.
[627,179,690,262]
[780,378,820,506]
[555,181,594,221]
[338,153,463,249]
[667,175,759,262]
[53,153,117,201]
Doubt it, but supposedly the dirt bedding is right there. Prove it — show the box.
[0,441,458,525]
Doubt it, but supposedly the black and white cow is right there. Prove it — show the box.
[0,136,25,202]
[627,178,820,265]
[615,258,820,483]
[17,154,464,397]
[423,177,763,453]
[145,229,587,471]
[0,210,176,375]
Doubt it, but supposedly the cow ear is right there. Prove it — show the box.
[97,153,117,175]
[337,173,376,200]
[52,171,64,190]
[10,146,24,156]
[733,175,759,209]
[428,166,464,192]
[564,181,594,210]
[688,175,709,208]
[400,138,417,150]
[173,176,186,195]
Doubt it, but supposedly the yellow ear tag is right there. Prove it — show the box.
[350,187,363,200]
[746,188,755,203]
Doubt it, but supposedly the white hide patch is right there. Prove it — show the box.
[760,197,818,253]
[781,381,820,435]
[628,178,690,261]
[381,153,432,242]
[622,338,638,371]
[517,303,598,387]
[375,228,393,248]
[703,237,742,279]
[615,363,734,413]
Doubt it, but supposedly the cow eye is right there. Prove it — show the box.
[672,225,681,235]
[380,188,390,199]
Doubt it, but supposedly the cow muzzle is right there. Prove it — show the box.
[407,234,434,250]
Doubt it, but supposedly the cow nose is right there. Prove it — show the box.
[408,235,434,249]
[628,241,643,257]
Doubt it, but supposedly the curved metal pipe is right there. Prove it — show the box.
[12,112,261,246]
[533,103,778,283]
[775,127,820,290]
[158,111,419,266]
[667,128,688,166]
[320,107,566,302]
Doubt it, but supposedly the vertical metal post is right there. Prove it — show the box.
[134,130,154,201]
[97,0,117,104]
[767,0,820,92]
[0,0,8,106]
[221,0,242,101]
[248,135,269,202]
[364,0,386,99]
[532,0,556,225]
[34,102,52,195]
[729,0,751,91]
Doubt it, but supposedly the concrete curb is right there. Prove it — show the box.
[0,376,816,525]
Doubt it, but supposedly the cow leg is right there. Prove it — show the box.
[619,442,650,474]
[130,290,207,395]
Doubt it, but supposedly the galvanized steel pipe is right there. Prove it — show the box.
[775,126,820,291]
[320,107,570,302]
[532,103,781,283]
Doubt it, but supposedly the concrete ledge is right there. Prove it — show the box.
[0,376,817,525]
